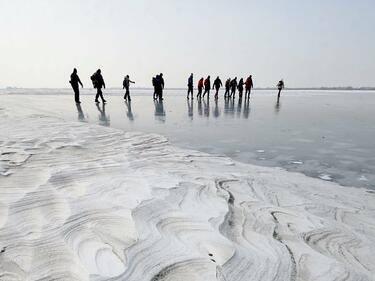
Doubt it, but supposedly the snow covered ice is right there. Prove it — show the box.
[0,101,375,280]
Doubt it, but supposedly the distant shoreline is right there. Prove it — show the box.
[2,87,375,91]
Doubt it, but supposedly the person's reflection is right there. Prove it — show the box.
[75,103,86,122]
[229,98,235,117]
[203,98,210,117]
[275,98,281,114]
[187,98,193,120]
[96,102,110,126]
[213,99,220,118]
[197,98,203,116]
[243,98,250,119]
[154,99,166,122]
[237,97,243,118]
[124,100,134,121]
[224,98,230,115]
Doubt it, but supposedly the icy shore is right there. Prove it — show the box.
[0,104,374,281]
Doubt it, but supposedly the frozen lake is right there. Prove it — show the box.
[2,88,375,189]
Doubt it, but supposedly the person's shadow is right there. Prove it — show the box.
[213,99,220,118]
[76,103,86,122]
[124,100,134,121]
[187,98,193,120]
[96,102,110,126]
[154,99,166,122]
[243,98,250,119]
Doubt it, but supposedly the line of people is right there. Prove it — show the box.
[69,68,285,104]
[189,74,255,100]
[70,68,138,104]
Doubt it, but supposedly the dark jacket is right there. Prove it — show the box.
[213,78,222,89]
[238,79,244,90]
[155,75,164,91]
[70,72,82,88]
[93,73,105,89]
[225,79,231,89]
[230,79,237,90]
[204,78,211,90]
[188,76,193,87]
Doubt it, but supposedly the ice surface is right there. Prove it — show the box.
[1,89,374,190]
[0,100,375,280]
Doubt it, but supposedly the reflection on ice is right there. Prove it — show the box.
[187,99,193,119]
[203,99,210,117]
[124,100,134,122]
[154,100,166,122]
[96,102,110,126]
[213,100,220,118]
[76,103,86,122]
[275,99,281,114]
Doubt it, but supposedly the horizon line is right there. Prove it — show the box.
[2,86,375,91]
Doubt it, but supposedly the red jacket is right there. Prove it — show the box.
[198,79,204,88]
[245,77,253,89]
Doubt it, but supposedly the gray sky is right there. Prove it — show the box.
[0,0,374,88]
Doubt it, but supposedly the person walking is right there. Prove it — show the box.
[277,79,285,99]
[197,77,204,99]
[187,73,194,99]
[69,68,83,103]
[123,75,135,101]
[245,75,253,99]
[203,75,211,98]
[237,78,244,98]
[154,74,164,101]
[213,76,222,100]
[224,78,231,99]
[230,77,237,98]
[152,76,157,100]
[158,73,165,100]
[91,69,106,103]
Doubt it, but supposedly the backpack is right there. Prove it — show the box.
[90,73,97,88]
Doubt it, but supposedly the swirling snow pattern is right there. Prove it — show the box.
[0,106,374,281]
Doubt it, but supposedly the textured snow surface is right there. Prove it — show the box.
[0,105,374,281]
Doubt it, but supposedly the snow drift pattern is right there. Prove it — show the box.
[0,105,374,281]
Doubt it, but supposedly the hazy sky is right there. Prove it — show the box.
[0,0,374,88]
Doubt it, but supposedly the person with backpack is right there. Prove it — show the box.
[224,78,231,99]
[69,68,83,103]
[187,73,194,99]
[203,75,211,98]
[277,79,285,99]
[123,75,135,101]
[230,77,237,98]
[212,76,222,100]
[91,69,106,103]
[197,77,204,99]
[245,75,253,99]
[237,78,244,98]
[154,74,164,101]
